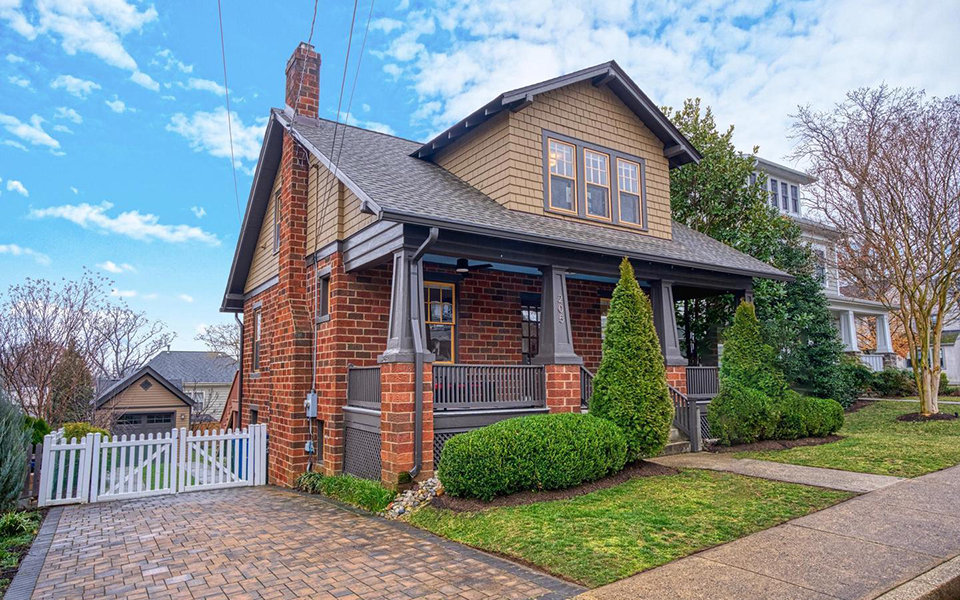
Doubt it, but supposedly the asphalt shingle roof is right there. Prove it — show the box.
[280,110,789,280]
[145,351,238,385]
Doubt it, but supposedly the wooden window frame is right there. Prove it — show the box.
[519,293,541,365]
[583,148,613,222]
[781,181,789,211]
[546,138,578,215]
[790,184,799,214]
[616,158,644,228]
[315,266,332,324]
[253,308,262,372]
[424,281,456,364]
[770,178,779,209]
[542,130,648,230]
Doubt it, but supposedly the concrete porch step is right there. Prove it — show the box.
[659,440,691,456]
[668,426,685,443]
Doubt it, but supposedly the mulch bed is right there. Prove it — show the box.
[708,435,844,454]
[845,399,875,414]
[430,460,678,512]
[897,412,959,422]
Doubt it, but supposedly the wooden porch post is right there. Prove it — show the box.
[650,280,688,393]
[533,265,583,412]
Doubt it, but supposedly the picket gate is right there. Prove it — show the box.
[38,425,267,507]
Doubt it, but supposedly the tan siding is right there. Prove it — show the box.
[435,80,673,240]
[244,175,282,292]
[98,375,192,427]
[305,156,375,253]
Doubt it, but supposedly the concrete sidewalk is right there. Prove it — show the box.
[580,463,960,600]
[651,452,904,493]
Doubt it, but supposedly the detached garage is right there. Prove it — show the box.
[95,366,194,437]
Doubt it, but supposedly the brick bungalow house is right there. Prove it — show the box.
[220,43,790,487]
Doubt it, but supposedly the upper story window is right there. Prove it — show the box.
[780,182,789,211]
[253,309,262,371]
[617,159,642,226]
[770,178,779,209]
[790,185,799,213]
[547,139,577,213]
[812,247,827,284]
[542,132,646,229]
[584,149,611,220]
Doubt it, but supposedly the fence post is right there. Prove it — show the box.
[88,433,102,503]
[258,425,267,485]
[77,434,90,504]
[688,401,701,452]
[169,428,178,492]
[37,434,53,507]
[178,427,187,492]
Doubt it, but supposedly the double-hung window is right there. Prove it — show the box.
[781,182,789,211]
[253,309,262,371]
[790,185,799,213]
[617,159,642,226]
[770,178,779,209]
[584,149,611,220]
[547,139,576,213]
[424,282,456,363]
[520,294,541,365]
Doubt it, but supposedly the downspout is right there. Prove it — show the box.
[408,227,438,479]
[234,313,244,428]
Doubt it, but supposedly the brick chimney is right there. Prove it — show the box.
[285,42,321,119]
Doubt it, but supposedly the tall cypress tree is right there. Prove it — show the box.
[590,258,674,460]
[720,301,786,399]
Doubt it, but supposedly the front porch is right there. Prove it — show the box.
[321,223,737,484]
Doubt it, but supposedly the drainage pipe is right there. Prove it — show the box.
[234,313,244,428]
[408,227,438,479]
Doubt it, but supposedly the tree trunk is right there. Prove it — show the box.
[918,366,940,416]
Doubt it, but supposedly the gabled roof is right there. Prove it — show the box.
[413,61,701,168]
[95,365,196,409]
[146,351,238,384]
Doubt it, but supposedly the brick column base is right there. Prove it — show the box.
[379,362,434,487]
[665,365,688,394]
[545,364,582,413]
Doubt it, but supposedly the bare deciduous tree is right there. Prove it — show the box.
[194,321,241,361]
[86,303,176,379]
[792,86,960,415]
[0,272,105,420]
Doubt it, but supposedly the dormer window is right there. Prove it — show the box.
[547,139,577,213]
[584,149,611,220]
[542,132,646,229]
[617,159,642,226]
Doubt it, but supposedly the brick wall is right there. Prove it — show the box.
[665,365,688,395]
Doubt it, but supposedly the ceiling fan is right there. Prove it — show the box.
[455,258,492,274]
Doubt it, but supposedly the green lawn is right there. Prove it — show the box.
[410,469,850,587]
[0,511,43,595]
[738,400,960,477]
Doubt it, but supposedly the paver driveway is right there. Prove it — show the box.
[28,488,581,600]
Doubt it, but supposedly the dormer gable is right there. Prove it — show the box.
[416,62,699,241]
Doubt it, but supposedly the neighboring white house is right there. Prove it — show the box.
[752,157,897,372]
[941,330,960,385]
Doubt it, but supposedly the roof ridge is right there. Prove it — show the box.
[275,108,424,146]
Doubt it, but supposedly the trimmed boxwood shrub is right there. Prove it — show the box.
[804,397,844,437]
[590,258,673,460]
[438,413,628,501]
[773,390,811,440]
[708,382,775,446]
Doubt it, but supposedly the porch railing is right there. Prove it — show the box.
[860,354,884,373]
[346,365,381,409]
[433,364,545,410]
[671,386,702,452]
[580,366,594,409]
[686,366,720,399]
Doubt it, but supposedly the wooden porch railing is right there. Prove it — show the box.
[346,365,381,409]
[580,366,594,409]
[670,386,702,452]
[433,364,545,410]
[686,366,720,399]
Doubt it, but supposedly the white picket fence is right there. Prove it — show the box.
[38,425,267,507]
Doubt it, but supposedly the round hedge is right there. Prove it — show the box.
[437,412,628,501]
[707,382,775,446]
[773,390,813,440]
[804,397,844,437]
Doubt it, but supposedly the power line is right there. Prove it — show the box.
[327,0,360,166]
[216,0,241,221]
[291,0,321,119]
[333,0,375,170]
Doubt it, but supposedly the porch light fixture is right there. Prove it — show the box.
[455,258,492,273]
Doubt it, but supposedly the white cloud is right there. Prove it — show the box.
[156,48,193,73]
[52,124,73,133]
[6,180,28,196]
[54,107,82,124]
[129,70,159,91]
[0,244,50,266]
[0,114,60,150]
[111,288,137,298]
[161,94,176,101]
[2,140,28,151]
[377,0,960,161]
[50,75,100,98]
[30,201,221,246]
[104,96,131,113]
[371,17,404,33]
[5,53,24,63]
[166,107,265,173]
[70,186,79,194]
[178,294,194,303]
[361,103,371,112]
[1,0,158,73]
[191,205,206,218]
[97,260,136,274]
[8,75,30,88]
[179,78,226,96]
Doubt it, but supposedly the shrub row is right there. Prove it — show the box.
[296,472,395,513]
[438,412,628,501]
[708,383,844,446]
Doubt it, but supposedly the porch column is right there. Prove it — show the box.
[875,314,894,354]
[533,266,582,413]
[378,249,435,486]
[651,280,687,394]
[839,310,859,352]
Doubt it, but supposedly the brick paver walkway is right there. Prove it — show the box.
[29,488,581,600]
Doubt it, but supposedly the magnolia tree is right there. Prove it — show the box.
[792,86,960,415]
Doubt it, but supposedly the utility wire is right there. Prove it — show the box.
[326,0,360,168]
[291,0,321,119]
[216,0,242,221]
[332,0,375,170]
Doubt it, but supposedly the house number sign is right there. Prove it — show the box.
[557,293,565,324]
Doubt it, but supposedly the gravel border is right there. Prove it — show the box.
[4,506,62,600]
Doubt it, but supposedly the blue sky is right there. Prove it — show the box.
[1,0,958,349]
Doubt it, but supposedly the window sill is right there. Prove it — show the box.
[316,314,331,325]
[250,372,261,379]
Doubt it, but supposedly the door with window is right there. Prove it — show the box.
[424,282,456,363]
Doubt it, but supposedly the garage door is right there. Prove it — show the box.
[113,412,176,437]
